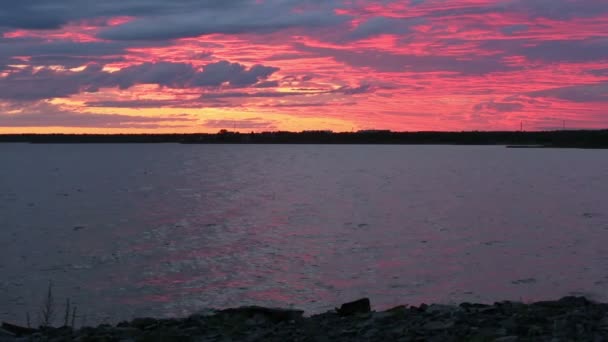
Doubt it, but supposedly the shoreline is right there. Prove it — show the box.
[3,296,608,341]
[1,130,607,149]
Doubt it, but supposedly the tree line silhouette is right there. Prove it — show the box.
[1,130,607,148]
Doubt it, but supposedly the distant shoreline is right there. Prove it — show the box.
[1,130,608,148]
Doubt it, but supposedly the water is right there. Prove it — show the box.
[1,143,607,324]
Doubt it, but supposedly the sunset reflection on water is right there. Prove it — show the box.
[1,143,607,324]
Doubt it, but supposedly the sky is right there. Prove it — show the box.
[0,0,607,133]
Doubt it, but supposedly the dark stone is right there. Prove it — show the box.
[533,296,590,308]
[386,305,407,313]
[0,328,15,337]
[559,296,591,306]
[116,321,130,328]
[130,317,158,330]
[460,302,489,309]
[336,298,371,316]
[1,322,37,336]
[38,326,73,339]
[423,320,454,330]
[218,306,304,323]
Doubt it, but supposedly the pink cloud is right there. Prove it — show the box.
[0,0,607,132]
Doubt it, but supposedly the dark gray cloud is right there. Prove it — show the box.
[1,0,606,45]
[507,0,608,20]
[0,102,195,128]
[84,99,187,108]
[336,84,373,95]
[0,66,100,100]
[98,5,347,41]
[0,0,345,51]
[589,69,608,77]
[1,0,605,72]
[528,82,608,102]
[261,101,357,108]
[27,55,126,68]
[254,80,279,88]
[203,118,277,130]
[114,62,197,89]
[199,83,373,99]
[474,101,524,113]
[501,24,528,35]
[200,91,309,99]
[192,61,279,87]
[296,44,518,75]
[0,39,171,69]
[519,39,608,63]
[0,58,9,71]
[404,0,608,21]
[83,82,370,107]
[2,0,606,35]
[0,60,280,101]
[476,38,608,63]
[0,40,164,58]
[346,17,424,41]
[0,0,250,30]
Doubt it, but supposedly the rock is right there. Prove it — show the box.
[1,322,37,336]
[460,302,489,310]
[0,328,15,337]
[113,327,141,338]
[336,298,371,316]
[418,303,429,312]
[423,320,454,330]
[477,306,500,315]
[427,304,459,316]
[533,296,590,308]
[130,317,158,330]
[386,305,407,313]
[363,328,380,339]
[189,308,216,318]
[116,321,130,328]
[245,315,268,326]
[499,317,518,334]
[371,311,397,321]
[41,326,73,339]
[218,306,304,323]
[558,296,590,306]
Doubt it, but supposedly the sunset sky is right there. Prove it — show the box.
[0,0,607,133]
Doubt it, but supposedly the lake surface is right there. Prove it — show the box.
[1,144,608,325]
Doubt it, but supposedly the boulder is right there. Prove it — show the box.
[336,298,371,316]
[1,322,37,336]
[218,306,304,323]
[130,317,158,330]
[532,296,590,309]
[0,328,15,337]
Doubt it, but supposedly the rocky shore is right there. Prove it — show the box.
[3,296,608,341]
